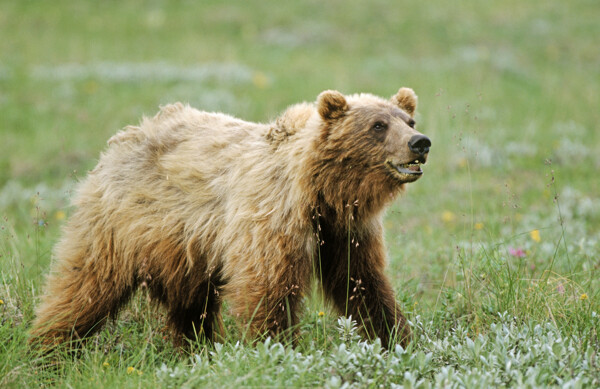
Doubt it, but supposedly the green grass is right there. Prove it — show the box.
[1,0,599,387]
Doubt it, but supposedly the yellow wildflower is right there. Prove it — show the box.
[318,311,324,317]
[530,229,541,243]
[55,210,66,220]
[0,299,4,305]
[474,222,484,230]
[580,293,588,301]
[252,71,269,89]
[127,366,135,375]
[84,80,99,95]
[442,211,456,223]
[102,361,109,367]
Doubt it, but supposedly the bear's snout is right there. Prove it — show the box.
[408,134,431,159]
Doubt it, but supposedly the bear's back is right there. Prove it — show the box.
[77,103,310,238]
[108,103,264,153]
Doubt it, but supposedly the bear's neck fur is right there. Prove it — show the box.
[273,102,406,230]
[305,139,405,229]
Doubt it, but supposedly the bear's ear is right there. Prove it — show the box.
[391,87,418,118]
[317,90,348,121]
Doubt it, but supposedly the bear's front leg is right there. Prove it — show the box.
[223,249,310,345]
[318,224,411,348]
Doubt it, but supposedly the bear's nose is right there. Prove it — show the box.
[408,134,431,156]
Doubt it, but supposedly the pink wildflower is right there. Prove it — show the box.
[508,247,526,258]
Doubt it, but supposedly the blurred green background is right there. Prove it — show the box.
[1,0,598,319]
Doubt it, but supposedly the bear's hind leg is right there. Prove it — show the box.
[30,250,136,347]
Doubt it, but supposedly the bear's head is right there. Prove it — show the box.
[311,87,431,218]
[317,87,430,183]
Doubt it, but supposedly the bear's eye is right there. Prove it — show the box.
[372,121,388,132]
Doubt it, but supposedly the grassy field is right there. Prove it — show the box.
[1,0,599,387]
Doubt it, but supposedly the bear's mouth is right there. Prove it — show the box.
[386,158,424,182]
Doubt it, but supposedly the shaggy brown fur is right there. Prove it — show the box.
[30,87,430,349]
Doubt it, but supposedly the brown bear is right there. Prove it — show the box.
[30,87,430,349]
